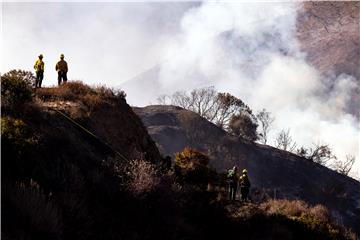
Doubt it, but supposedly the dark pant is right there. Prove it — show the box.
[229,182,238,201]
[58,71,67,85]
[35,71,44,88]
[241,187,249,201]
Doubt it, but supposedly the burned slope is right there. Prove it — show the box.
[2,82,162,240]
[134,105,360,234]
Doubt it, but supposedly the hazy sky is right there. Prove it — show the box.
[2,2,197,86]
[2,2,359,178]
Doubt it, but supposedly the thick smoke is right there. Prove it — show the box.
[154,2,359,178]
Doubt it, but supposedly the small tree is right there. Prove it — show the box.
[256,108,275,144]
[332,154,355,176]
[229,113,258,142]
[275,129,297,152]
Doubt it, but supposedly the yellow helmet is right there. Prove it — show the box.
[60,53,64,59]
[39,54,43,58]
[242,169,248,174]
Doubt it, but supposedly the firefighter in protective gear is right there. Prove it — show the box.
[227,166,239,201]
[240,169,251,202]
[55,54,68,86]
[34,54,44,88]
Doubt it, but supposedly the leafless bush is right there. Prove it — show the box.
[297,143,337,166]
[331,154,355,176]
[125,159,160,197]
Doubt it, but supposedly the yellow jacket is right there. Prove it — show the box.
[34,59,44,72]
[56,60,68,72]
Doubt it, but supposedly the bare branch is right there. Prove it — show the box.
[158,87,258,141]
[332,154,355,176]
[296,143,337,167]
[275,129,297,152]
[256,108,275,144]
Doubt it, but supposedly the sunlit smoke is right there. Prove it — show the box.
[144,2,360,178]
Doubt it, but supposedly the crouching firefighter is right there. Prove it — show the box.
[227,166,239,201]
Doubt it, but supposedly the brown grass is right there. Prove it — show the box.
[261,199,308,217]
[35,81,126,112]
[259,199,357,240]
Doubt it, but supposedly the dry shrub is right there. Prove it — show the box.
[309,204,331,223]
[94,85,126,100]
[81,92,103,111]
[125,159,160,197]
[261,200,332,224]
[3,180,62,239]
[36,81,93,102]
[261,199,308,218]
[36,81,126,113]
[260,199,357,239]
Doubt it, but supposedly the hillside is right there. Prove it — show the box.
[134,105,360,235]
[2,71,357,239]
[2,75,164,239]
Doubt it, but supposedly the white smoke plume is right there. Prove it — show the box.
[126,2,360,178]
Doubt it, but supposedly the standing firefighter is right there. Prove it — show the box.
[55,53,68,86]
[240,169,251,202]
[34,54,44,88]
[227,166,239,201]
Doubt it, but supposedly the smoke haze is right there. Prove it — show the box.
[2,2,359,178]
[126,2,360,178]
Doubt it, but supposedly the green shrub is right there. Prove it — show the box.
[1,116,38,180]
[1,116,37,154]
[1,70,34,108]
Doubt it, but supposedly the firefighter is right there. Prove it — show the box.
[227,166,239,201]
[240,169,251,202]
[55,53,68,86]
[34,54,44,88]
